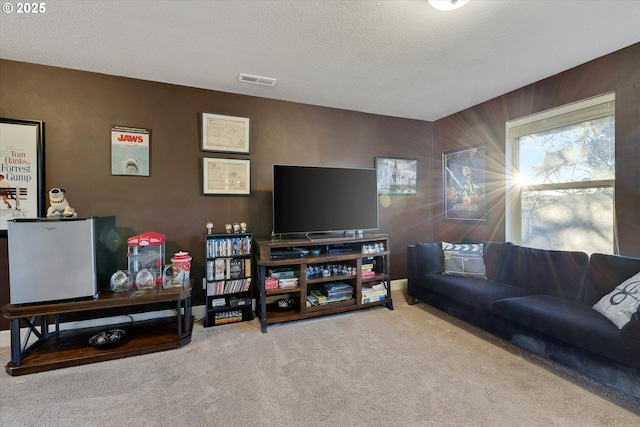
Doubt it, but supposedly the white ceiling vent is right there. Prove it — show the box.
[239,73,276,87]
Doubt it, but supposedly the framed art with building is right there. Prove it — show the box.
[201,112,250,154]
[443,145,487,222]
[0,118,44,234]
[202,157,251,195]
[375,157,417,195]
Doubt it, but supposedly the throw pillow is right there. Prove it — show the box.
[441,241,487,278]
[415,242,444,275]
[593,271,640,329]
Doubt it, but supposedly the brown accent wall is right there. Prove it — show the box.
[0,59,434,328]
[431,43,640,254]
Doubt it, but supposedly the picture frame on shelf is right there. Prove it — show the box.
[443,145,487,222]
[201,112,250,154]
[202,157,251,195]
[0,118,45,234]
[375,157,417,195]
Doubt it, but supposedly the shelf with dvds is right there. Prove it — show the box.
[254,234,392,333]
[204,232,254,327]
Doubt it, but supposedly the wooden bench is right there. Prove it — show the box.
[0,187,27,210]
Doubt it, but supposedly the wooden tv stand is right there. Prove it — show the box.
[2,286,192,376]
[255,234,393,333]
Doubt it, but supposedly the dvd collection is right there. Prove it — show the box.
[206,236,252,257]
[207,278,252,296]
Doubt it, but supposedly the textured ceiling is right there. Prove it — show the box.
[1,0,639,121]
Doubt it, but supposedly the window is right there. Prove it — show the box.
[506,93,616,254]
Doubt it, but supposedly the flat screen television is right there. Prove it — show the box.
[272,165,379,237]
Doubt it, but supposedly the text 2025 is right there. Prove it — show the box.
[17,3,46,13]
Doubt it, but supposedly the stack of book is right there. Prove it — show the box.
[307,283,353,306]
[278,277,299,289]
[361,260,376,278]
[362,282,387,303]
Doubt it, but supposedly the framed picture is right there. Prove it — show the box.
[201,112,250,154]
[202,158,251,195]
[375,157,417,195]
[111,125,151,176]
[443,145,487,222]
[0,118,45,234]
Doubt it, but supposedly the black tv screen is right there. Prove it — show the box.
[273,165,379,236]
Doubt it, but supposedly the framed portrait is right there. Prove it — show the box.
[443,145,487,222]
[0,118,45,234]
[202,158,251,195]
[375,157,417,195]
[201,112,250,154]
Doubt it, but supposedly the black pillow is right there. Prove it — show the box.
[415,242,444,275]
[622,310,640,341]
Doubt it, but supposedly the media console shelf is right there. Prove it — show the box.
[254,234,392,333]
[2,286,192,376]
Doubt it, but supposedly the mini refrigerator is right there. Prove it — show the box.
[7,216,117,305]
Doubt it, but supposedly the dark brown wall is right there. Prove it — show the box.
[0,59,434,328]
[432,43,640,254]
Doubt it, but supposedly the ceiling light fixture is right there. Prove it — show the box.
[428,0,469,11]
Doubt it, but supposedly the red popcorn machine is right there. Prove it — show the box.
[127,231,166,285]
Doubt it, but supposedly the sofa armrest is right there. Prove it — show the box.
[407,245,419,281]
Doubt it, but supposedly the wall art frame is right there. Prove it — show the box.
[202,157,251,195]
[0,118,45,235]
[201,112,250,154]
[443,145,487,222]
[375,156,418,195]
[111,125,151,176]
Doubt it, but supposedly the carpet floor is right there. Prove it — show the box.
[1,290,638,426]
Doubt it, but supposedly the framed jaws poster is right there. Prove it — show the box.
[111,125,151,176]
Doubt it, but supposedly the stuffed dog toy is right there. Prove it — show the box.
[47,188,77,217]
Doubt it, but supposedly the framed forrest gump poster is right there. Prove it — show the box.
[0,118,44,234]
[443,145,487,222]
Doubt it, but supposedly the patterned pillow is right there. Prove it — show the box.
[441,241,487,278]
[593,271,640,329]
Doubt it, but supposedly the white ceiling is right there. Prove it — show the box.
[1,0,639,121]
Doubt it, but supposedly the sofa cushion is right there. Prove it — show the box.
[583,253,640,306]
[415,242,443,275]
[492,295,640,368]
[421,273,530,310]
[502,245,589,302]
[622,311,640,341]
[592,271,640,329]
[482,241,513,282]
[442,242,487,278]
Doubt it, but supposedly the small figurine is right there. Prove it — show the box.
[47,188,77,217]
[206,222,214,234]
[225,223,232,234]
[240,221,247,233]
[232,223,240,233]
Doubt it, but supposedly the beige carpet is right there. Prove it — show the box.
[1,291,638,426]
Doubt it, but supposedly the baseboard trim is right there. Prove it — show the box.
[1,279,406,348]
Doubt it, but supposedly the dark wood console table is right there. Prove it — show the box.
[2,286,192,376]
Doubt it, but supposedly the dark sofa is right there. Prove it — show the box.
[407,242,640,399]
